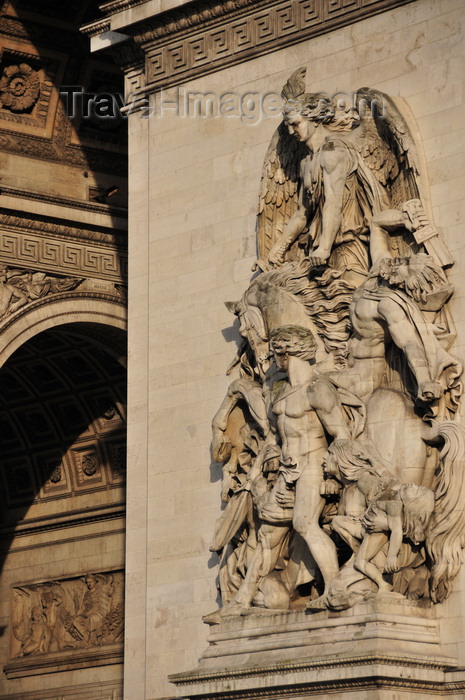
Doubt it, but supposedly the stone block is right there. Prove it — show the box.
[170,597,457,699]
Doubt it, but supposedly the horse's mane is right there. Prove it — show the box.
[427,421,465,603]
[257,260,355,356]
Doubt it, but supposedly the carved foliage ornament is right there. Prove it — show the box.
[206,68,465,624]
[0,63,40,112]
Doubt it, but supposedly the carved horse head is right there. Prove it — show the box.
[226,266,326,376]
[226,280,271,376]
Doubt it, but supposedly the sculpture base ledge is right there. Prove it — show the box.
[169,595,459,699]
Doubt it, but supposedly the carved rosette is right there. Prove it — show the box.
[0,63,40,113]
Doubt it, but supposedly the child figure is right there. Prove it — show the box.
[323,439,434,593]
[357,482,434,591]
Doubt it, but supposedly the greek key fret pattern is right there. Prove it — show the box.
[142,0,413,90]
[0,233,127,282]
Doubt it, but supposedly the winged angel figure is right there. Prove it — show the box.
[257,67,452,277]
[205,68,465,621]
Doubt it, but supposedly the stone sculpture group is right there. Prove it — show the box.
[206,68,465,622]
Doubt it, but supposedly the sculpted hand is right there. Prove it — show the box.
[402,201,429,232]
[275,488,295,508]
[267,247,285,267]
[418,381,443,403]
[320,479,341,496]
[308,247,330,267]
[362,510,387,533]
[384,555,399,574]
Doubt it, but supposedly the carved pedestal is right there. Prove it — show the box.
[170,595,460,699]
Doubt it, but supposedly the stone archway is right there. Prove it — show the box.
[0,308,127,700]
[0,294,126,369]
[0,0,128,695]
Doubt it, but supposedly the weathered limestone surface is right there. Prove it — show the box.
[96,0,465,697]
[172,596,458,699]
[0,3,128,698]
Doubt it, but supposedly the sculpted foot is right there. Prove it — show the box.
[202,601,249,624]
[221,601,249,618]
[202,609,222,625]
[306,594,329,611]
[376,589,404,599]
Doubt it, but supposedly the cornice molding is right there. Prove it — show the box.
[0,502,125,541]
[1,679,122,700]
[81,17,111,37]
[170,652,460,697]
[1,186,128,219]
[100,0,151,15]
[168,677,465,698]
[0,209,127,247]
[4,642,123,679]
[171,653,456,687]
[98,0,416,92]
[136,0,276,43]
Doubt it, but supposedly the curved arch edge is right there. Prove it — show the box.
[0,295,127,368]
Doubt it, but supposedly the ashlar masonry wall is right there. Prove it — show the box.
[125,1,465,697]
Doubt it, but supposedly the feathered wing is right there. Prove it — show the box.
[257,68,310,263]
[355,88,420,207]
[356,88,453,266]
[427,421,465,603]
[100,602,124,643]
[280,66,307,103]
[257,122,309,263]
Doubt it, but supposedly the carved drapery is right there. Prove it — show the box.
[205,69,465,624]
[5,571,124,679]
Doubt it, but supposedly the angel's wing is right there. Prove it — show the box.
[355,87,420,207]
[256,68,310,262]
[356,88,453,266]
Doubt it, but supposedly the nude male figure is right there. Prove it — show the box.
[268,325,353,602]
[342,253,459,402]
[203,325,363,622]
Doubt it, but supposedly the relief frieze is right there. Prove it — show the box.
[0,225,127,283]
[5,572,124,678]
[105,0,416,93]
[0,265,82,322]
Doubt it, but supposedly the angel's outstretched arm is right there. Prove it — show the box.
[378,296,443,403]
